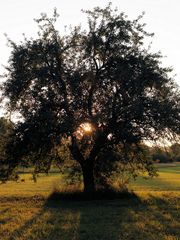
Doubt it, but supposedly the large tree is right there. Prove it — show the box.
[1,5,180,193]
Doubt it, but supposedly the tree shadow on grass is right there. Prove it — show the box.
[8,192,180,240]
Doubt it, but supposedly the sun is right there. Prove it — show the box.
[75,122,94,139]
[81,122,92,133]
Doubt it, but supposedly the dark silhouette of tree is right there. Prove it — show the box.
[1,5,180,193]
[0,117,13,158]
[0,117,14,180]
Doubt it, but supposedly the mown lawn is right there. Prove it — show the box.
[129,164,180,192]
[0,164,180,240]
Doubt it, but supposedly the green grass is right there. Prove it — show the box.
[0,164,180,240]
[0,173,62,197]
[1,164,179,197]
[129,165,180,192]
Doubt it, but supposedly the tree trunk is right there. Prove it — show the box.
[82,163,96,194]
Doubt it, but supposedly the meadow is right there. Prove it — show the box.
[0,164,180,240]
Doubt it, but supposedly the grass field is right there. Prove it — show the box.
[0,164,180,240]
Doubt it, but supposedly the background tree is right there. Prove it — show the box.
[169,143,180,162]
[0,117,12,159]
[0,117,14,180]
[1,4,180,193]
[151,146,172,163]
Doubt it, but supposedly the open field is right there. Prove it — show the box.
[0,164,180,197]
[0,164,180,240]
[129,164,180,192]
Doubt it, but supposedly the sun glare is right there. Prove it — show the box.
[75,122,93,139]
[81,122,92,133]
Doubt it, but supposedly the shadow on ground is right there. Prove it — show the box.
[4,192,180,240]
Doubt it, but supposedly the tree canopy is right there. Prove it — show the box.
[1,4,180,193]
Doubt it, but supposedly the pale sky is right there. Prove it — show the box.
[0,0,180,87]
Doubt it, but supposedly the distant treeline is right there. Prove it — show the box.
[150,144,180,163]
